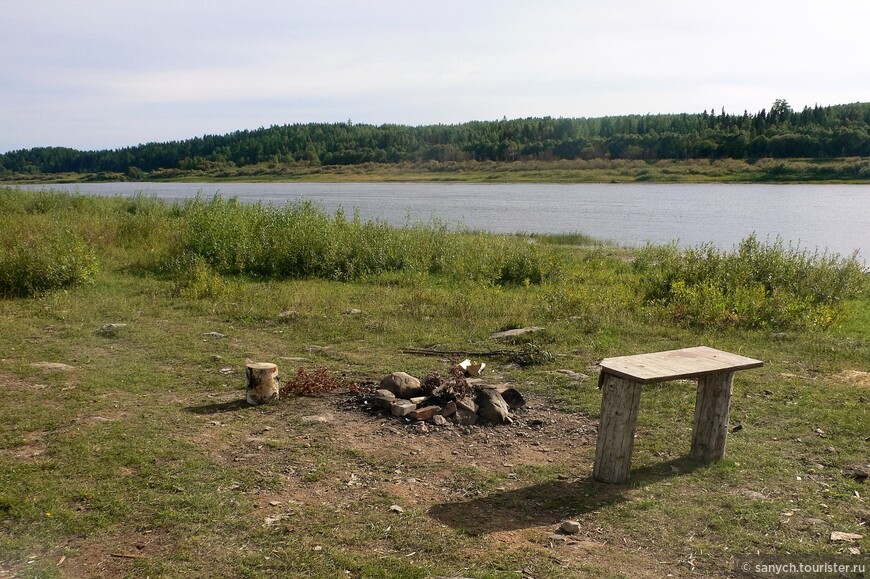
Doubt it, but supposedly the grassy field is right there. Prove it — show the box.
[0,187,867,578]
[4,157,870,185]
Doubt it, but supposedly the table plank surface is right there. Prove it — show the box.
[599,346,763,384]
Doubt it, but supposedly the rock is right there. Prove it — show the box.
[390,399,416,417]
[373,389,396,409]
[301,414,332,424]
[455,398,478,414]
[409,405,441,421]
[844,468,868,483]
[490,327,544,340]
[454,407,478,426]
[97,323,126,335]
[494,386,526,410]
[549,533,568,543]
[380,372,424,398]
[389,505,404,514]
[476,388,511,424]
[203,331,225,339]
[211,354,224,361]
[343,308,362,315]
[277,310,297,318]
[441,401,457,417]
[30,362,74,371]
[409,396,429,405]
[432,415,450,427]
[830,531,863,542]
[560,520,581,534]
[549,369,586,381]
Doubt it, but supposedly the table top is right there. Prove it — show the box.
[599,346,763,384]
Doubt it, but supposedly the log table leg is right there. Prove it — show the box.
[690,371,734,461]
[594,374,643,483]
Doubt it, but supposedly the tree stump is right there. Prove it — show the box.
[246,362,279,405]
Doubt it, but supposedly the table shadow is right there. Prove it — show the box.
[428,457,708,535]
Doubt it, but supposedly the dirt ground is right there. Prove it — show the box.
[7,376,704,578]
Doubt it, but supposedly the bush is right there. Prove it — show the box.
[635,234,867,329]
[171,196,559,285]
[0,224,98,297]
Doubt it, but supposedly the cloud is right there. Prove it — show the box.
[3,0,870,151]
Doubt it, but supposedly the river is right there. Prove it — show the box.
[16,182,869,257]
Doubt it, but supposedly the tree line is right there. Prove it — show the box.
[3,100,870,176]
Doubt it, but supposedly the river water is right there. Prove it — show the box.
[16,182,869,257]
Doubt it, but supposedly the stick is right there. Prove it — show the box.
[110,553,143,559]
[400,347,513,358]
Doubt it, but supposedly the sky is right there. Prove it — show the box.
[3,0,869,153]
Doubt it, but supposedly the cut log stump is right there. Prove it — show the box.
[246,362,279,405]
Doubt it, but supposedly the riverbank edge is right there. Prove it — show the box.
[3,157,870,185]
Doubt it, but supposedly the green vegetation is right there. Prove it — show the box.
[1,187,868,577]
[3,100,870,183]
[635,235,867,330]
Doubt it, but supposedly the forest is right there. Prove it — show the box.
[2,100,870,177]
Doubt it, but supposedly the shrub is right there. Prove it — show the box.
[171,196,560,285]
[0,224,98,297]
[635,234,868,329]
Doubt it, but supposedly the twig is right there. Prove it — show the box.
[110,553,143,559]
[400,347,513,358]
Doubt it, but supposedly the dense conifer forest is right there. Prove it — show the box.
[2,100,869,177]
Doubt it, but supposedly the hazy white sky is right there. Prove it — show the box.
[3,0,868,152]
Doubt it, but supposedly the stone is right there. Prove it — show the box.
[343,308,362,315]
[455,398,478,414]
[490,327,544,340]
[301,414,332,423]
[560,520,581,534]
[380,372,424,398]
[495,386,526,409]
[432,415,450,427]
[454,407,478,426]
[553,369,587,381]
[373,389,396,409]
[390,399,416,417]
[409,396,430,405]
[409,405,441,421]
[441,401,457,417]
[97,323,127,335]
[30,362,74,371]
[844,468,868,483]
[202,331,225,339]
[549,533,568,542]
[389,504,404,514]
[476,388,511,424]
[830,531,863,542]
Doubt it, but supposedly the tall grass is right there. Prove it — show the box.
[0,220,98,297]
[635,234,868,329]
[170,195,560,285]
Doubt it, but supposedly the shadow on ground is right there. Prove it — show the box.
[184,399,251,414]
[428,457,709,534]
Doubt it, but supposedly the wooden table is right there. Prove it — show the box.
[593,346,763,484]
